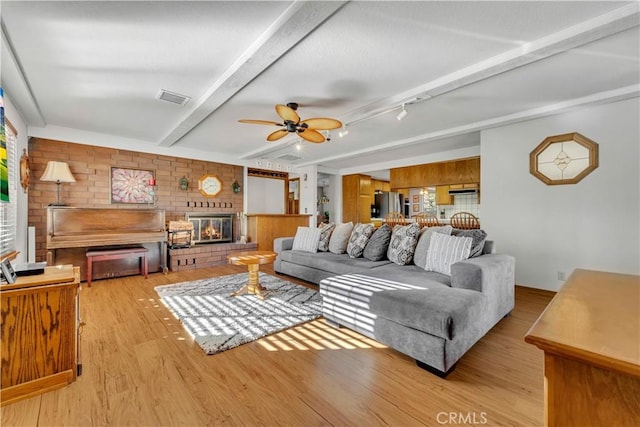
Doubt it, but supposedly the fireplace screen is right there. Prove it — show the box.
[185,213,233,244]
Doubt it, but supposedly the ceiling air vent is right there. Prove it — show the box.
[277,154,301,161]
[156,89,190,106]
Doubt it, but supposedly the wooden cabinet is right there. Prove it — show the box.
[390,157,480,189]
[342,174,372,224]
[435,186,453,205]
[246,214,311,251]
[525,269,640,426]
[370,179,391,198]
[1,265,80,406]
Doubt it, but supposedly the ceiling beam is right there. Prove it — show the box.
[244,2,640,162]
[1,21,46,126]
[295,84,640,168]
[158,0,347,147]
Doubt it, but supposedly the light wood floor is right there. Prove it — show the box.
[1,266,554,427]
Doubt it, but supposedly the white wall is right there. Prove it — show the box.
[4,93,29,264]
[296,165,318,226]
[246,176,285,214]
[481,97,639,291]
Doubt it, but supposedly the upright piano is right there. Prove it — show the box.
[46,207,167,282]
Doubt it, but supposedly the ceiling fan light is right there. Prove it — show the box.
[338,127,349,138]
[397,104,408,121]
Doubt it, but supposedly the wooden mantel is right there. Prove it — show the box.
[246,214,311,252]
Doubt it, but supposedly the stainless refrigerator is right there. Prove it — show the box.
[374,192,402,219]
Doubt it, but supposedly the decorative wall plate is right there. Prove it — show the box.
[530,132,599,185]
[19,149,30,191]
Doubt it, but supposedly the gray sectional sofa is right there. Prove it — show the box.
[274,228,515,377]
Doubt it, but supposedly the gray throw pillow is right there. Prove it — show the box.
[386,222,421,265]
[328,222,354,254]
[363,224,392,261]
[414,225,453,269]
[317,222,335,252]
[451,229,487,258]
[346,223,375,258]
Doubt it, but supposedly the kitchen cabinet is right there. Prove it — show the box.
[342,174,372,224]
[390,157,480,189]
[1,265,81,406]
[436,186,453,205]
[370,179,391,199]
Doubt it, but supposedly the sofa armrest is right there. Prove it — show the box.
[274,237,294,254]
[450,254,515,317]
[451,254,514,292]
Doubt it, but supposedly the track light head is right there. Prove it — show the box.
[397,104,408,121]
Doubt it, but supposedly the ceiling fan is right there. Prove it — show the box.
[239,102,342,143]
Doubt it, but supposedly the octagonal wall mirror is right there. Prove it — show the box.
[529,132,599,185]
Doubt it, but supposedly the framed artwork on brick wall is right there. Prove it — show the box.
[110,167,156,204]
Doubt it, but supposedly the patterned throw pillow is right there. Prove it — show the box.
[386,222,421,265]
[451,229,487,257]
[328,222,354,254]
[424,232,473,275]
[317,222,336,252]
[363,224,392,261]
[292,226,321,253]
[346,223,375,258]
[414,225,453,269]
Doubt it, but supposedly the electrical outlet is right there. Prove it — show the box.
[557,271,566,281]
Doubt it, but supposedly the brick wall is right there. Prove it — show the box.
[28,138,244,262]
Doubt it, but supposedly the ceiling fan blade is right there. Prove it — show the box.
[238,119,283,126]
[300,117,343,130]
[267,129,290,141]
[275,104,300,123]
[298,128,325,143]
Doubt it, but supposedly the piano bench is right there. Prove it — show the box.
[86,247,148,287]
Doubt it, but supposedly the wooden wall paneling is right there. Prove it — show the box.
[390,157,480,189]
[246,214,311,251]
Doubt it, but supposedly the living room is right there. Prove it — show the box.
[1,1,639,426]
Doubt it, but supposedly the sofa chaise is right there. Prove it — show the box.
[274,224,515,377]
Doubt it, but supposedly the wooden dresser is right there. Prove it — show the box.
[246,214,311,251]
[1,265,81,406]
[525,269,640,426]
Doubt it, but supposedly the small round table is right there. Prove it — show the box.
[227,250,277,300]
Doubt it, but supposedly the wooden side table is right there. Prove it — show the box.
[227,251,277,300]
[525,269,640,426]
[1,265,81,406]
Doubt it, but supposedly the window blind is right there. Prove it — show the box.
[0,123,18,257]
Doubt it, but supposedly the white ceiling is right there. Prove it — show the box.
[2,1,638,173]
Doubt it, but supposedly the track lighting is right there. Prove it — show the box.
[396,104,408,121]
[338,126,349,138]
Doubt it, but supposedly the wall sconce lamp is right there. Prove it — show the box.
[396,104,408,121]
[232,180,241,193]
[179,176,188,191]
[40,161,76,206]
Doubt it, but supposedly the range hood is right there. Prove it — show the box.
[448,188,478,195]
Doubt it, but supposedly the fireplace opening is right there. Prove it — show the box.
[185,213,233,244]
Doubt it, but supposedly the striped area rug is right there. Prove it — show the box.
[155,273,321,355]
